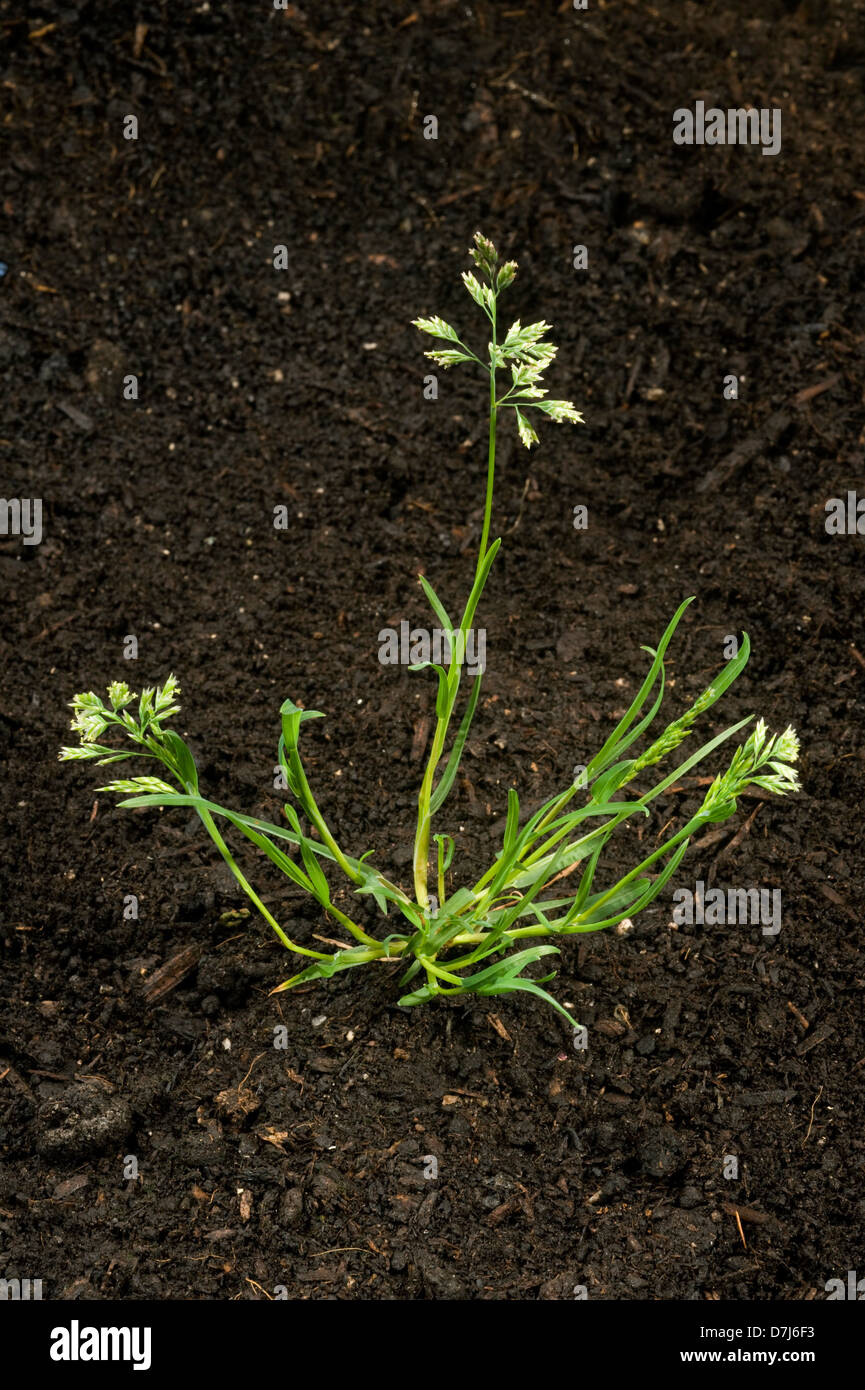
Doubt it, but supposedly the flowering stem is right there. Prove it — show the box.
[413,284,499,909]
[196,805,328,960]
[478,298,498,571]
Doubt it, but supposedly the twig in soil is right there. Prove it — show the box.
[33,614,78,644]
[722,1202,770,1227]
[237,1053,266,1092]
[142,944,204,1001]
[697,408,792,493]
[0,1060,36,1101]
[623,354,644,404]
[711,802,763,866]
[787,999,810,1030]
[490,78,562,113]
[691,826,731,853]
[791,374,840,406]
[487,1013,512,1042]
[503,476,535,535]
[802,1086,823,1145]
[411,715,430,761]
[314,1247,379,1258]
[796,1027,834,1056]
[245,1279,273,1300]
[733,1208,748,1250]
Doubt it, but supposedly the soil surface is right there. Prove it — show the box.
[1,0,864,1301]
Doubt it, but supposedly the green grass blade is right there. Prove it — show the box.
[418,574,454,634]
[589,597,693,774]
[429,674,483,814]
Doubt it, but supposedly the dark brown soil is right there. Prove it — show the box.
[1,0,864,1302]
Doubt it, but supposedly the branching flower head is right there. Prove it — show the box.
[69,692,109,744]
[413,231,584,450]
[469,231,499,278]
[699,719,801,822]
[97,775,178,796]
[107,681,135,710]
[632,686,722,774]
[632,630,754,776]
[59,676,182,764]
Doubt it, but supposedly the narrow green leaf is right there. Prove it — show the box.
[429,674,482,815]
[503,787,520,855]
[588,597,694,775]
[274,944,380,994]
[418,574,453,634]
[460,536,500,635]
[408,660,451,721]
[398,982,438,1007]
[577,877,652,925]
[280,697,325,753]
[591,760,636,805]
[161,729,199,793]
[434,833,455,874]
[489,978,577,1027]
[300,841,331,905]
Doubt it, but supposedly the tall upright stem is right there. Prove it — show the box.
[478,301,498,573]
[413,291,499,909]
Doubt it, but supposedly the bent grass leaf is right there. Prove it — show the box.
[418,574,454,634]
